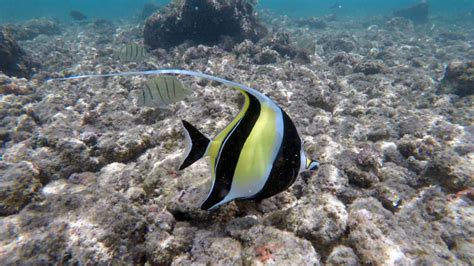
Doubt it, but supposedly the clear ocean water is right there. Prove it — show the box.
[1,0,473,22]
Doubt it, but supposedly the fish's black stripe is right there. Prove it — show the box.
[201,91,261,210]
[145,83,154,100]
[164,78,171,100]
[152,78,165,103]
[125,46,130,59]
[252,109,301,201]
[172,77,176,98]
[128,45,133,59]
[134,45,138,59]
[141,87,146,104]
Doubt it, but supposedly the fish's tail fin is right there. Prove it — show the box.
[179,120,210,170]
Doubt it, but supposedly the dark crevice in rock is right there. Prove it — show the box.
[170,209,194,223]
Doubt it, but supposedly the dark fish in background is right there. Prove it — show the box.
[115,43,148,62]
[393,3,429,24]
[330,2,343,9]
[70,10,87,21]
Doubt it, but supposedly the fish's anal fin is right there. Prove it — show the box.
[179,120,210,170]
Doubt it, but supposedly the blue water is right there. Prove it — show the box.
[0,0,168,22]
[258,0,474,17]
[1,0,473,23]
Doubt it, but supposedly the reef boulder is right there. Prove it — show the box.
[139,2,161,20]
[439,60,474,97]
[0,161,42,215]
[294,17,327,29]
[0,29,37,78]
[393,3,429,24]
[143,0,267,49]
[4,19,62,41]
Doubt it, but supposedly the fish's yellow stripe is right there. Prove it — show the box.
[233,102,277,186]
[206,88,250,182]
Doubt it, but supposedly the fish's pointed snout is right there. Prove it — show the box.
[308,159,320,172]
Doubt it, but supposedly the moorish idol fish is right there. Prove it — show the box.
[52,69,320,210]
[69,10,87,21]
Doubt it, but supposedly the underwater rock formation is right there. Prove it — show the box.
[1,4,474,265]
[439,60,474,97]
[0,29,37,78]
[69,10,87,21]
[317,33,356,53]
[423,149,473,191]
[354,59,388,75]
[143,0,267,49]
[140,2,161,20]
[0,180,147,264]
[294,17,327,29]
[393,3,429,24]
[4,18,62,41]
[385,17,414,32]
[0,161,42,215]
[259,32,311,64]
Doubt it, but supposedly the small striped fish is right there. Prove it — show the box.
[138,75,190,107]
[116,43,147,62]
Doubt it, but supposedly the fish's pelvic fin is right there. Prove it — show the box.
[179,120,210,170]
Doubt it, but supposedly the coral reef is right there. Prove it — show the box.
[144,0,267,49]
[439,60,474,97]
[0,29,38,78]
[295,17,327,29]
[3,19,62,41]
[1,6,473,265]
[139,2,161,20]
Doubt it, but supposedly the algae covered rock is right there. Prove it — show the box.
[0,161,42,215]
[385,17,415,32]
[0,180,147,264]
[174,230,243,265]
[423,149,473,192]
[0,29,38,78]
[326,245,360,266]
[439,60,474,97]
[439,196,474,264]
[348,195,459,264]
[295,17,327,29]
[354,59,388,75]
[318,33,356,53]
[144,0,267,49]
[145,222,197,265]
[267,193,348,247]
[259,32,311,64]
[239,225,321,265]
[4,18,62,41]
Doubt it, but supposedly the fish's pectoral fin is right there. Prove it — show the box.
[179,120,210,170]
